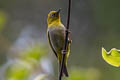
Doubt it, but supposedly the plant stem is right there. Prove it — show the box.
[59,0,72,80]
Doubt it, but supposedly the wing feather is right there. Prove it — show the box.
[48,31,58,58]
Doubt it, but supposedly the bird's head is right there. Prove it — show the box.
[47,9,61,25]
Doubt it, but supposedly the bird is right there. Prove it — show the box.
[102,47,120,67]
[47,9,71,77]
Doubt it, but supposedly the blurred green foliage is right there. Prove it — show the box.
[67,67,100,80]
[5,44,48,80]
[0,10,7,31]
[21,44,48,65]
[6,62,31,80]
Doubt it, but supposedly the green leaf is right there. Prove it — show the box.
[102,47,120,67]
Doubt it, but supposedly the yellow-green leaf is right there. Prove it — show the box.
[102,47,120,67]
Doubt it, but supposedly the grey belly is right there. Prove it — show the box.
[49,28,65,53]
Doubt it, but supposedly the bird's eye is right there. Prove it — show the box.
[51,13,56,17]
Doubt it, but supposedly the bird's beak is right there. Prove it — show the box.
[56,8,61,14]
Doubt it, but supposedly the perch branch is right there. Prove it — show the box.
[59,0,72,80]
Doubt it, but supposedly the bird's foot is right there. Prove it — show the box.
[62,50,67,55]
[68,39,72,44]
[66,29,71,34]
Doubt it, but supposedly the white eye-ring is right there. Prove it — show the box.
[50,13,56,17]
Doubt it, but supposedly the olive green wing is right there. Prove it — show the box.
[48,31,58,58]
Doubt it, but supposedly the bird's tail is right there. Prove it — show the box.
[59,62,69,77]
[63,63,69,77]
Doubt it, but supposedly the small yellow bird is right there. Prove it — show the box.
[47,9,71,77]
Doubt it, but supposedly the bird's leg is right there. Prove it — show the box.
[62,50,67,55]
[68,39,72,44]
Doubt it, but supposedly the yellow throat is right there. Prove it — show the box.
[47,10,62,27]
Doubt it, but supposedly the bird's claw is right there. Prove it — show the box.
[62,50,67,54]
[68,40,72,44]
[66,29,71,34]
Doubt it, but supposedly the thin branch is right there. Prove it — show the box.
[59,0,72,80]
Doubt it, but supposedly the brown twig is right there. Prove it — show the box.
[59,0,72,80]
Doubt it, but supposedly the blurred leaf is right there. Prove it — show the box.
[21,44,48,65]
[102,47,120,67]
[67,67,100,80]
[6,61,31,80]
[0,10,7,31]
[5,44,48,80]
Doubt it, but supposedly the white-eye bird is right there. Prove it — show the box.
[47,9,71,77]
